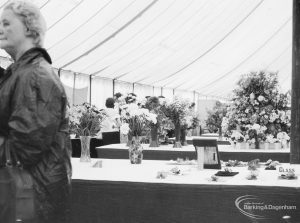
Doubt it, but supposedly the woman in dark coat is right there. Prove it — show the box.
[0,1,71,222]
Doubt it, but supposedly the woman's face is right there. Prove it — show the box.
[0,9,27,53]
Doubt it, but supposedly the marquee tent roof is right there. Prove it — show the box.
[0,0,292,99]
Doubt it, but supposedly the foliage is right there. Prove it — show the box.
[205,101,228,133]
[144,96,173,135]
[68,103,106,136]
[161,96,192,127]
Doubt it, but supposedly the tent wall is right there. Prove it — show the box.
[162,88,174,100]
[114,80,133,96]
[0,56,215,111]
[153,86,162,96]
[134,83,153,99]
[91,77,113,108]
[174,89,194,102]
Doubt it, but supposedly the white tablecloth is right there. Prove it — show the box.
[72,158,300,188]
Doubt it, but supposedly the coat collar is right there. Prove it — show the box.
[0,48,52,88]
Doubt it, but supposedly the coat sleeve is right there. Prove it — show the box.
[0,67,66,167]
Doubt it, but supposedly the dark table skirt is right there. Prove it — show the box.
[71,179,300,223]
[71,138,103,158]
[96,147,290,163]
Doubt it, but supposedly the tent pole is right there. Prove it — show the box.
[193,91,196,103]
[112,79,115,96]
[72,73,76,106]
[291,0,300,163]
[89,75,92,105]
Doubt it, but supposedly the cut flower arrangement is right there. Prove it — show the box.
[223,70,291,147]
[144,96,173,146]
[161,96,191,127]
[144,96,172,133]
[119,103,157,137]
[206,101,228,134]
[161,96,198,147]
[119,102,157,164]
[68,102,107,136]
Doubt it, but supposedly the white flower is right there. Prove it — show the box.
[261,126,267,132]
[257,95,264,102]
[250,93,255,100]
[277,132,290,142]
[283,132,290,140]
[252,123,260,131]
[259,110,265,115]
[269,112,279,122]
[265,134,279,143]
[231,131,244,142]
[276,132,283,140]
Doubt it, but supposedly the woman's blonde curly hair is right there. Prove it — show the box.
[4,0,47,47]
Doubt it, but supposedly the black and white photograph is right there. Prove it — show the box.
[0,0,299,222]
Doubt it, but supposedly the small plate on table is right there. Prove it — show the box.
[215,171,239,176]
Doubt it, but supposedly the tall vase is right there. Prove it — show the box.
[126,132,133,147]
[180,128,188,146]
[254,136,260,149]
[218,127,223,140]
[129,136,143,164]
[173,124,182,148]
[149,125,159,147]
[80,136,91,162]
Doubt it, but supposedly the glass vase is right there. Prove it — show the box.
[173,124,182,148]
[218,127,223,140]
[126,133,133,147]
[80,136,91,162]
[149,125,159,147]
[255,138,260,149]
[180,128,188,146]
[129,136,143,164]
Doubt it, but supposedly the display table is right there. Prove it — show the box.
[96,144,291,162]
[71,158,300,223]
[169,136,231,145]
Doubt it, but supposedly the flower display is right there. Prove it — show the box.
[224,71,291,145]
[120,103,157,137]
[205,101,228,133]
[230,131,246,143]
[181,103,200,130]
[161,96,192,127]
[68,102,106,136]
[144,96,173,136]
[125,92,137,104]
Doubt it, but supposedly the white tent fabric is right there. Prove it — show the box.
[0,0,292,102]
